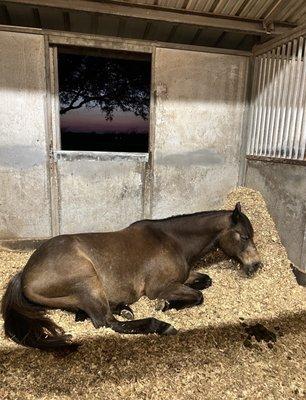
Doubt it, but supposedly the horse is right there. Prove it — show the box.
[1,202,262,351]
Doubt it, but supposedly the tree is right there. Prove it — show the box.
[58,53,151,120]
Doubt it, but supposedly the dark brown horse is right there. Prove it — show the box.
[1,203,262,351]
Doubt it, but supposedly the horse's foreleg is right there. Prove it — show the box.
[106,315,177,335]
[184,271,212,291]
[79,283,176,335]
[75,303,134,322]
[156,283,204,311]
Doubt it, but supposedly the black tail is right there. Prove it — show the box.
[1,273,77,351]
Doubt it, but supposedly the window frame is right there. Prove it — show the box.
[49,43,153,161]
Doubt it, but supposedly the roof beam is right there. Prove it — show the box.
[253,23,306,55]
[2,0,294,36]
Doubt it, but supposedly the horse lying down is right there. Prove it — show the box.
[1,203,262,351]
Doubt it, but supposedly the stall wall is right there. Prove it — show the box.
[152,48,249,218]
[0,31,51,239]
[245,160,306,270]
[0,29,249,240]
[56,153,146,234]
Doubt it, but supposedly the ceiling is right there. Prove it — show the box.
[0,0,305,51]
[109,0,306,25]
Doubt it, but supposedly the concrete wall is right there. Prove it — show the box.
[0,31,51,239]
[152,48,249,218]
[0,29,249,240]
[245,159,306,271]
[56,152,146,233]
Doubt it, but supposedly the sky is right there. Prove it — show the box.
[60,103,149,134]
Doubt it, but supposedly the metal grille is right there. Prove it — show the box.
[247,35,306,160]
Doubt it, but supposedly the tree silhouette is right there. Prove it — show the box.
[58,53,151,120]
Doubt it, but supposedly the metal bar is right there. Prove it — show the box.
[271,43,286,156]
[276,41,292,157]
[296,38,306,160]
[254,54,267,155]
[247,56,260,155]
[238,56,253,185]
[266,46,281,156]
[298,102,306,160]
[261,48,275,155]
[258,51,272,155]
[2,0,294,35]
[263,47,278,156]
[269,45,283,157]
[288,36,304,159]
[281,38,298,157]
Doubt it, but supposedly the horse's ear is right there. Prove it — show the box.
[232,202,242,224]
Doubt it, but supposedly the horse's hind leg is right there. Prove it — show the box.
[156,283,203,311]
[185,271,212,291]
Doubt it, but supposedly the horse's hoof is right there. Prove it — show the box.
[202,274,213,288]
[75,310,88,322]
[120,309,134,320]
[162,325,178,336]
[155,300,170,312]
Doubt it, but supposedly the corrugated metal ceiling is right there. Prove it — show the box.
[0,1,305,51]
[111,0,306,25]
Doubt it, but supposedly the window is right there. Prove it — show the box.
[58,48,151,153]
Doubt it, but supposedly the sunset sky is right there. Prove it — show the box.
[60,106,149,134]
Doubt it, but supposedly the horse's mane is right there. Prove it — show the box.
[135,209,231,224]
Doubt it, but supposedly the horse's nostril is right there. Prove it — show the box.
[244,261,262,277]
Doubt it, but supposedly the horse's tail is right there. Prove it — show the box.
[1,272,76,351]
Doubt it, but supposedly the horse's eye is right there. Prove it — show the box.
[240,235,248,241]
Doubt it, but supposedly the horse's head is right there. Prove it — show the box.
[218,203,262,277]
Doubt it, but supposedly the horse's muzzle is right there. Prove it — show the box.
[244,262,263,277]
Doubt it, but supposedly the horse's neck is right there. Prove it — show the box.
[159,211,231,262]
